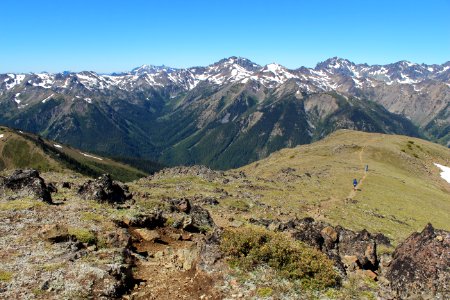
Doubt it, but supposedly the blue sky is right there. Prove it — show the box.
[1,0,449,73]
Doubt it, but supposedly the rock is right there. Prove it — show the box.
[47,182,58,193]
[169,233,182,240]
[364,270,377,281]
[78,174,132,203]
[290,219,324,250]
[181,233,193,241]
[230,220,243,228]
[40,224,70,243]
[386,223,449,298]
[337,228,378,270]
[0,169,52,203]
[200,197,219,206]
[134,229,161,242]
[342,255,360,271]
[321,226,338,242]
[374,233,391,246]
[125,210,166,229]
[61,181,71,188]
[176,245,198,270]
[182,205,216,233]
[169,198,191,213]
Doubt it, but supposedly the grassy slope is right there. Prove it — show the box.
[0,126,147,182]
[239,129,450,242]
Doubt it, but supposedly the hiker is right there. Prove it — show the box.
[353,178,358,190]
[365,165,369,172]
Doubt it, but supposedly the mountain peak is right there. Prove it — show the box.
[130,64,176,75]
[214,56,260,71]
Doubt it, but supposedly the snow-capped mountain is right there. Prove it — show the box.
[0,57,448,168]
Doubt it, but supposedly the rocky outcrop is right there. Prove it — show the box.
[386,223,449,298]
[0,169,53,203]
[122,210,166,229]
[250,217,388,276]
[182,205,216,233]
[78,174,132,204]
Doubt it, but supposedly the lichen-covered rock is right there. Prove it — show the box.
[337,227,378,270]
[124,210,165,229]
[182,205,216,233]
[78,174,132,204]
[40,224,70,243]
[0,169,52,203]
[386,223,449,299]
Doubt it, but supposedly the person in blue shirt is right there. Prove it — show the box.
[353,178,358,190]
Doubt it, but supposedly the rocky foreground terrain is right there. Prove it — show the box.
[0,167,448,299]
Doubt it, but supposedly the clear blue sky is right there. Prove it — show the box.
[1,0,449,73]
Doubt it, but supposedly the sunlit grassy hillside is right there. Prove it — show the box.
[0,126,147,181]
[239,129,450,242]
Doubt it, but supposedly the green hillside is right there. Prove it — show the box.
[0,126,150,182]
[240,129,450,242]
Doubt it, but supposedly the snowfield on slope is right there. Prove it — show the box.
[434,163,450,184]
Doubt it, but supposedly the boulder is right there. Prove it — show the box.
[290,218,325,250]
[134,229,161,242]
[78,174,132,204]
[337,227,378,270]
[40,224,70,243]
[386,223,449,298]
[125,210,165,229]
[47,182,58,193]
[182,205,215,233]
[169,198,191,213]
[0,169,52,203]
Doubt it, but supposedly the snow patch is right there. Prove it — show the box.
[434,163,450,184]
[42,94,54,103]
[5,74,25,90]
[54,144,63,149]
[0,134,4,138]
[14,93,21,104]
[80,152,103,161]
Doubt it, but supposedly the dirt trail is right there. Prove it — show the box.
[309,138,379,220]
[346,138,378,199]
[124,227,222,300]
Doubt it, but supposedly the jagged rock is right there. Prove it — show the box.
[0,169,52,203]
[198,228,223,272]
[47,182,58,193]
[100,229,131,248]
[290,219,325,250]
[77,174,132,203]
[183,205,215,233]
[40,224,70,243]
[169,198,191,213]
[337,227,378,270]
[134,229,161,242]
[125,210,166,229]
[386,223,449,298]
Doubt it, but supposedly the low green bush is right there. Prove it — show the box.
[220,227,339,289]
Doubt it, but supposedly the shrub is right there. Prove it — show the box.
[68,228,97,245]
[227,199,250,211]
[220,227,339,289]
[0,270,13,281]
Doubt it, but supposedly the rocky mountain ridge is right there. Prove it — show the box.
[0,57,448,169]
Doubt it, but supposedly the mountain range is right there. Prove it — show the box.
[0,57,448,169]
